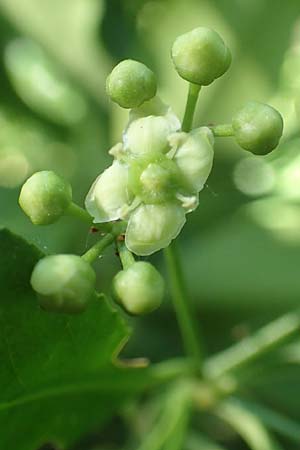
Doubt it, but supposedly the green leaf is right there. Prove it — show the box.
[0,229,146,450]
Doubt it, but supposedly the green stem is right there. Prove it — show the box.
[210,124,234,137]
[163,82,203,371]
[204,309,300,379]
[136,380,193,450]
[117,241,135,269]
[81,233,115,264]
[186,432,228,450]
[81,223,124,264]
[215,398,284,450]
[66,202,115,235]
[164,244,203,371]
[66,202,93,224]
[181,83,201,132]
[149,358,196,385]
[235,399,300,444]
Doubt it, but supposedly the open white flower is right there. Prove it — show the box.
[85,97,214,256]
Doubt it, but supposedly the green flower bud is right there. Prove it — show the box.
[232,101,284,155]
[19,171,72,225]
[106,59,157,109]
[113,261,164,315]
[31,254,96,314]
[171,27,231,85]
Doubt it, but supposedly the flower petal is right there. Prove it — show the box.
[123,96,181,155]
[85,161,131,223]
[129,96,180,128]
[125,203,186,256]
[172,126,214,193]
[124,116,174,155]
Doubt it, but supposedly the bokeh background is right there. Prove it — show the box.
[1,0,300,448]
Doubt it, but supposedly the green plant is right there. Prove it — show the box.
[8,24,300,450]
[19,26,283,317]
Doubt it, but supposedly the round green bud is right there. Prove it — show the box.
[19,171,72,225]
[232,101,284,155]
[106,59,157,109]
[31,254,96,314]
[113,261,164,315]
[171,27,231,86]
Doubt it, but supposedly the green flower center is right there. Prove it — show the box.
[128,153,180,204]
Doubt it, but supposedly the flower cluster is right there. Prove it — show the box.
[18,26,283,315]
[85,97,214,256]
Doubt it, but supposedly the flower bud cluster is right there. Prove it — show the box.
[18,26,284,316]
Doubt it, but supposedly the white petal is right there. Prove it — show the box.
[108,142,125,159]
[124,116,174,154]
[123,96,181,155]
[129,96,180,128]
[125,203,186,256]
[85,161,131,223]
[173,127,214,193]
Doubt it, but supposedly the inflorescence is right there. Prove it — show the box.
[19,27,283,316]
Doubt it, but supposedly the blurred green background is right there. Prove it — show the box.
[1,0,300,448]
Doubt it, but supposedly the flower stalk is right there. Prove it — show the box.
[164,81,204,372]
[164,244,203,370]
[117,240,135,269]
[66,202,94,224]
[182,83,201,132]
[210,123,234,137]
[204,308,300,379]
[82,223,125,264]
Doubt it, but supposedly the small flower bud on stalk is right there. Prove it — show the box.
[113,261,164,315]
[171,27,231,86]
[19,171,72,225]
[31,255,96,313]
[106,59,157,108]
[232,101,284,155]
